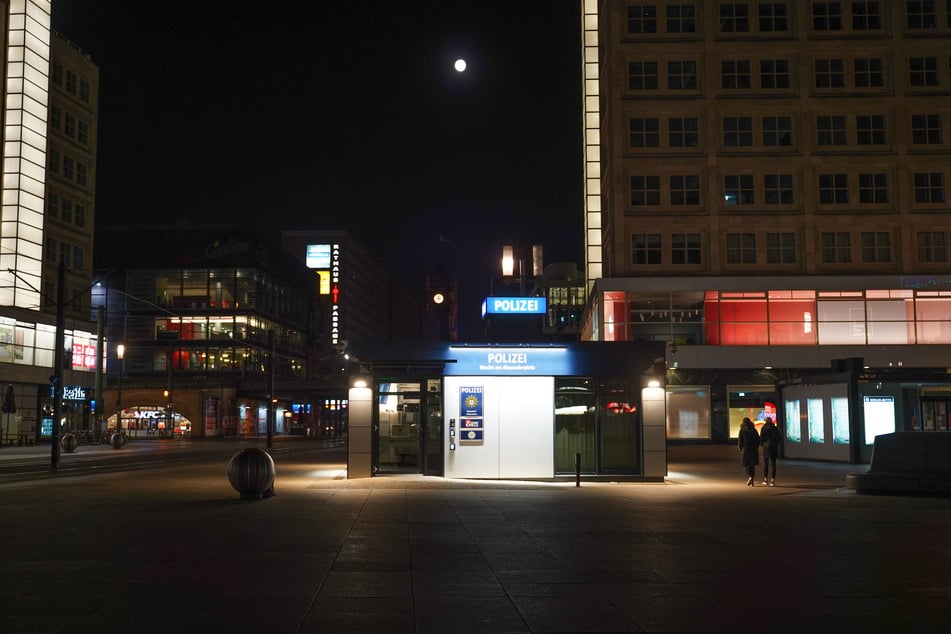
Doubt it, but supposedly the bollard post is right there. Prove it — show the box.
[575,452,581,487]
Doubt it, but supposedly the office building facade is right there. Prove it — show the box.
[0,1,101,442]
[580,1,951,455]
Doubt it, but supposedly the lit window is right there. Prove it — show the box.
[724,174,754,205]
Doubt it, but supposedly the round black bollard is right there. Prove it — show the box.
[110,431,127,449]
[227,448,276,500]
[60,432,78,453]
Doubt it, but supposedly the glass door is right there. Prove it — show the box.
[423,379,444,476]
[376,382,421,474]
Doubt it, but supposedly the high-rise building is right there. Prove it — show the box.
[44,30,99,322]
[581,1,951,451]
[0,1,101,442]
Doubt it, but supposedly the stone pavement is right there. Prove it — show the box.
[0,440,949,633]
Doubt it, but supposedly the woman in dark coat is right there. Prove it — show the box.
[737,417,760,486]
[760,416,782,486]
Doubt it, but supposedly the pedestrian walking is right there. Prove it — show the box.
[760,416,781,486]
[738,417,760,486]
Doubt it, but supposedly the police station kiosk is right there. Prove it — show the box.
[347,340,667,482]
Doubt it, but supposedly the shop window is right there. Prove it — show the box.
[554,378,595,474]
[667,386,711,439]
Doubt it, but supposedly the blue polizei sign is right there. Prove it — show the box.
[447,346,571,375]
[481,296,547,317]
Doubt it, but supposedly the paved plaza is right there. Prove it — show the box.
[0,441,948,632]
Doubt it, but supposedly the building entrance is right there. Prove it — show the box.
[374,379,443,476]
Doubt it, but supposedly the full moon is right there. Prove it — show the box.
[454,58,467,72]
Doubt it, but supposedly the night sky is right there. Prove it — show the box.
[51,1,584,339]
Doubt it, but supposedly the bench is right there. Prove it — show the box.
[846,431,951,496]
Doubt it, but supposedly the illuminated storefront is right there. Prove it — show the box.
[347,341,668,481]
[583,275,951,456]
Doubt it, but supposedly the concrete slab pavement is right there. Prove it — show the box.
[0,441,948,633]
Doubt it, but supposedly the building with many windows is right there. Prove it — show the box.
[580,1,951,455]
[0,2,101,443]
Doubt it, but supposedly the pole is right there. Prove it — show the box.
[51,261,67,470]
[95,305,104,433]
[266,330,275,448]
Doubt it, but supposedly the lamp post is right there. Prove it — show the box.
[115,343,125,435]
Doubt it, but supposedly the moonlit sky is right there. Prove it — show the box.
[52,1,583,339]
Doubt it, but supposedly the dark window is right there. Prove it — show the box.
[627,5,658,33]
[670,175,701,205]
[668,60,698,89]
[720,3,750,32]
[856,114,887,145]
[852,1,882,29]
[909,57,939,86]
[912,114,942,144]
[666,4,696,32]
[632,233,663,264]
[630,118,660,147]
[914,172,945,202]
[821,232,852,263]
[818,173,849,203]
[766,232,796,263]
[629,61,659,90]
[630,175,661,205]
[760,59,790,88]
[722,60,752,89]
[861,232,891,263]
[763,174,794,204]
[854,58,884,88]
[762,116,792,146]
[726,233,757,264]
[723,116,754,146]
[917,231,948,262]
[815,59,845,88]
[907,0,938,28]
[817,115,847,145]
[758,2,789,31]
[668,117,699,147]
[813,2,842,30]
[671,233,702,264]
[858,172,889,203]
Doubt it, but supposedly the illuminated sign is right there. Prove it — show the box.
[62,385,87,401]
[331,243,341,345]
[71,343,98,369]
[318,270,330,295]
[481,296,547,317]
[305,243,332,269]
[447,346,569,375]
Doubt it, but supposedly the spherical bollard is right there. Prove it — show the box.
[60,432,78,453]
[227,448,276,500]
[111,431,127,449]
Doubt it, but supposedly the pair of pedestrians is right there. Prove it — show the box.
[738,417,782,486]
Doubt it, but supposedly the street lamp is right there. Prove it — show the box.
[115,343,125,435]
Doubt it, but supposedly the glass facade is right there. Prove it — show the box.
[598,288,951,345]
